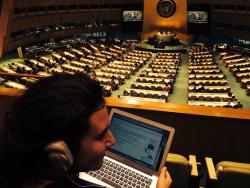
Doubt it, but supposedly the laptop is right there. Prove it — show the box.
[80,108,175,188]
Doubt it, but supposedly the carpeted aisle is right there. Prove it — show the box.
[167,54,189,104]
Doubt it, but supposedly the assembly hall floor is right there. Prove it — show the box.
[1,51,250,109]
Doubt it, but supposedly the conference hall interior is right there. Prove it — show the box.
[0,0,249,187]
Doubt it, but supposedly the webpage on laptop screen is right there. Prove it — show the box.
[108,113,169,171]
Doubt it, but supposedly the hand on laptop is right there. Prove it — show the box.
[156,167,172,188]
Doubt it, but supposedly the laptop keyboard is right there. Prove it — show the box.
[87,158,153,188]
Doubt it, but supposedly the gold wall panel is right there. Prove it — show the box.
[142,0,187,38]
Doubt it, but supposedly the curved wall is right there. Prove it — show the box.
[1,0,250,56]
[0,0,143,57]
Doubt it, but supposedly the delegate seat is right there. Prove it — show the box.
[166,154,200,188]
[205,157,250,188]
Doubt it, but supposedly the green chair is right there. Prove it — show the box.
[205,157,250,188]
[166,153,200,188]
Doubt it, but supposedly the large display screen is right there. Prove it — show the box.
[188,11,208,24]
[123,10,143,22]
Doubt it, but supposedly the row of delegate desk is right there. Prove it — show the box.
[96,50,152,95]
[95,50,152,96]
[121,52,181,102]
[0,42,128,92]
[220,52,250,95]
[49,43,131,96]
[1,44,182,100]
[38,47,151,97]
[188,51,241,108]
[0,59,49,89]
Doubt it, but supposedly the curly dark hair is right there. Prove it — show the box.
[0,73,105,187]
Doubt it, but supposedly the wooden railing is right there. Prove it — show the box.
[105,97,250,120]
[0,86,249,120]
[0,72,46,78]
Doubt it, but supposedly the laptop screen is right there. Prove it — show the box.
[108,112,170,171]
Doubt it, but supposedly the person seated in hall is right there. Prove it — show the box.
[16,66,23,74]
[165,85,172,92]
[82,65,90,73]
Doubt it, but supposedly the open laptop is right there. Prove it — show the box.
[80,108,175,188]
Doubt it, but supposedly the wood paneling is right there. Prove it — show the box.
[0,87,249,121]
[0,0,135,56]
[142,0,187,39]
